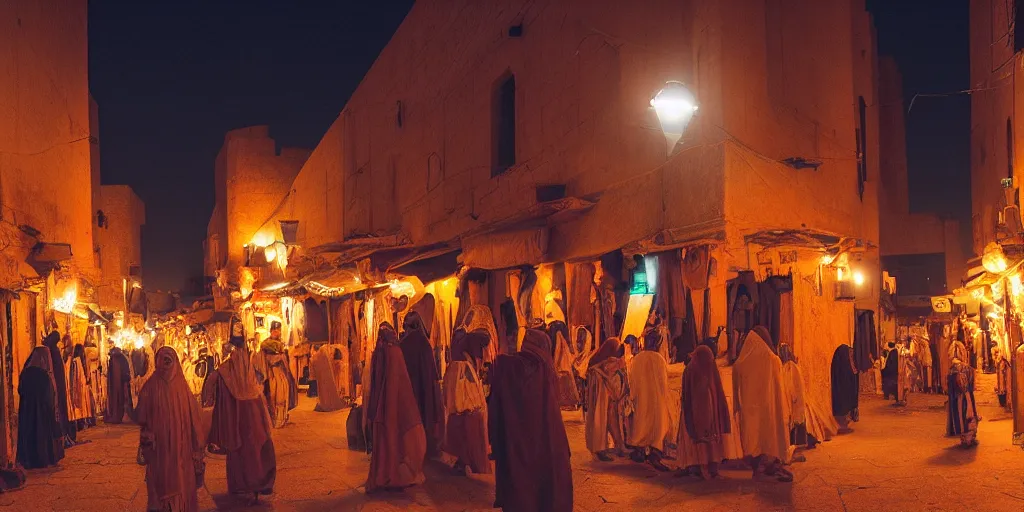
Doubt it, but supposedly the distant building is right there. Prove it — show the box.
[876,57,966,318]
[219,0,891,410]
[96,185,145,312]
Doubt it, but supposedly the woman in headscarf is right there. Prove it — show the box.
[881,341,899,401]
[443,315,493,475]
[16,346,64,469]
[549,320,581,410]
[947,340,979,446]
[365,323,427,493]
[67,344,95,430]
[460,305,498,363]
[489,329,573,512]
[208,319,276,502]
[677,345,730,479]
[311,344,345,412]
[136,347,206,512]
[252,321,298,429]
[778,343,836,449]
[623,334,639,367]
[733,327,792,482]
[831,344,859,433]
[777,343,806,460]
[626,330,673,472]
[399,311,444,458]
[585,337,628,461]
[572,326,596,411]
[43,331,75,444]
[107,346,133,424]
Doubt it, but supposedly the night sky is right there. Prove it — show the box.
[87,0,969,294]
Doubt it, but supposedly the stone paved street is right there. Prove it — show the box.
[4,381,1024,512]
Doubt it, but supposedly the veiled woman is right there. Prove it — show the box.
[549,320,581,409]
[733,327,792,482]
[136,347,206,512]
[107,346,133,424]
[571,327,596,409]
[16,346,64,469]
[779,343,836,449]
[208,319,276,501]
[585,337,628,461]
[626,330,673,471]
[489,329,573,512]
[365,323,427,493]
[67,344,96,430]
[443,316,493,475]
[830,344,859,433]
[947,340,979,447]
[678,345,730,479]
[311,344,345,412]
[43,331,75,444]
[400,311,444,458]
[252,322,298,429]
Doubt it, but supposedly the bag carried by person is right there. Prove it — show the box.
[346,405,366,451]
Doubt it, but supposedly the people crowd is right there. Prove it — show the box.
[14,306,995,511]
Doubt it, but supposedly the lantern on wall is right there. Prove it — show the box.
[651,81,698,155]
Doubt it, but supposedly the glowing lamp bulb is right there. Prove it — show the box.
[264,245,277,263]
[651,81,698,155]
[853,271,865,286]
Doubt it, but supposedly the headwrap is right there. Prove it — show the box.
[460,305,498,362]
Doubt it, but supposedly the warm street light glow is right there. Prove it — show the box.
[820,254,834,266]
[52,285,78,314]
[983,242,1008,274]
[651,81,698,155]
[264,244,277,262]
[262,281,290,291]
[853,271,865,286]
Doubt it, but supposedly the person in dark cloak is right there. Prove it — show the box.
[17,346,64,469]
[830,344,859,434]
[43,331,76,445]
[488,329,573,512]
[947,341,979,446]
[881,342,899,401]
[400,311,444,459]
[107,346,132,424]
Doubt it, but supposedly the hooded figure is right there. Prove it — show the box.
[549,320,581,409]
[732,328,792,481]
[881,342,899,400]
[136,347,206,512]
[585,338,628,461]
[947,340,979,446]
[107,347,133,424]
[778,343,811,451]
[830,344,859,431]
[626,332,672,471]
[489,329,573,512]
[678,345,730,478]
[43,331,75,443]
[67,344,95,428]
[399,311,444,458]
[208,319,277,500]
[365,323,427,493]
[443,323,492,475]
[16,346,64,469]
[459,305,499,363]
[311,345,345,412]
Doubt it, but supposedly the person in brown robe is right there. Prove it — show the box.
[365,323,427,493]
[136,347,206,512]
[400,311,444,459]
[107,347,132,424]
[488,329,573,512]
[442,326,492,475]
[43,331,76,445]
[679,345,731,479]
[208,322,276,502]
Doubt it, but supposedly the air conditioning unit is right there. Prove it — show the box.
[835,280,856,301]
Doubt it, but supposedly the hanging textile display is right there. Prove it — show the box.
[303,297,329,342]
[566,262,596,332]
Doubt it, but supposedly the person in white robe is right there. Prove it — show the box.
[626,331,673,471]
[732,327,792,482]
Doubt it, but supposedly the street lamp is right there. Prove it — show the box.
[651,81,698,155]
